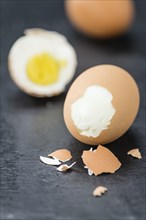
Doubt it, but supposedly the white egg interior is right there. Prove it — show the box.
[8,29,77,97]
[71,85,116,137]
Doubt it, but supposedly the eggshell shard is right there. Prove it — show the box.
[127,148,142,159]
[93,186,108,197]
[40,156,61,166]
[84,166,93,176]
[65,0,134,38]
[57,162,76,172]
[64,65,140,145]
[48,149,72,162]
[82,145,122,176]
[8,28,77,97]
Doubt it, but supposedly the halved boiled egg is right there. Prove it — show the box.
[8,28,77,97]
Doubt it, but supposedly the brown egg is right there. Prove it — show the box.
[65,0,134,38]
[63,65,140,145]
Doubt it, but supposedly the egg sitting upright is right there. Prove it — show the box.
[64,65,140,145]
[8,28,77,97]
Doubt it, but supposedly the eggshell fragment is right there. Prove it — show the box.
[93,186,108,197]
[84,166,93,176]
[48,149,72,162]
[57,162,76,172]
[127,148,142,159]
[40,156,61,165]
[82,145,121,176]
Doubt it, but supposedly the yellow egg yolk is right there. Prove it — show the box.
[26,53,66,85]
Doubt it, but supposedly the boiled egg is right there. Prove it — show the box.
[65,0,134,38]
[64,65,140,145]
[8,28,77,97]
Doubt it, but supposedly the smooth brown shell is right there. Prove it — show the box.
[63,65,140,145]
[65,0,134,38]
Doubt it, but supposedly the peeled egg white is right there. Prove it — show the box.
[64,65,140,145]
[8,28,77,97]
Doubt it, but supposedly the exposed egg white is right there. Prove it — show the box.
[71,85,116,137]
[8,28,77,97]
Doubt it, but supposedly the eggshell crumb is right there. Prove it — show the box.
[127,148,142,159]
[48,149,72,162]
[82,145,122,176]
[93,186,108,197]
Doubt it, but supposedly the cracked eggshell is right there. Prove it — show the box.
[82,145,121,175]
[8,28,77,97]
[57,162,76,172]
[48,149,72,162]
[127,148,142,159]
[63,65,140,145]
[93,186,108,197]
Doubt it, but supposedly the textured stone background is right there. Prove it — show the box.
[0,1,145,219]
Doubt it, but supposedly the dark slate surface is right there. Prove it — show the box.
[0,1,146,220]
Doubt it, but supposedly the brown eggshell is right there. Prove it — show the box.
[93,186,108,197]
[127,148,142,159]
[63,65,140,145]
[48,149,72,162]
[82,145,121,175]
[65,0,134,38]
